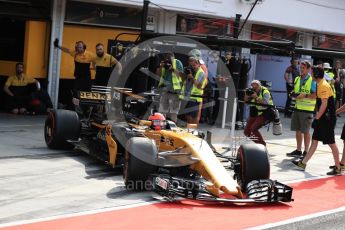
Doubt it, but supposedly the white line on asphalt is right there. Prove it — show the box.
[246,206,345,230]
[0,200,161,228]
[0,124,43,128]
[284,174,331,184]
[0,175,338,229]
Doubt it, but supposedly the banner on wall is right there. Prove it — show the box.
[251,24,297,42]
[313,34,345,51]
[176,15,233,36]
[65,1,142,28]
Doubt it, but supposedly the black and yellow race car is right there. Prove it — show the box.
[44,87,293,204]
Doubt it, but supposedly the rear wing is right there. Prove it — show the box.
[75,85,152,121]
[76,86,146,104]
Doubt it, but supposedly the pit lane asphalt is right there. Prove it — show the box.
[0,112,344,225]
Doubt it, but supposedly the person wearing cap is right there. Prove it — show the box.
[187,49,209,123]
[323,62,336,101]
[286,60,317,158]
[188,49,208,124]
[243,79,274,146]
[156,52,183,122]
[179,54,207,125]
[293,66,344,175]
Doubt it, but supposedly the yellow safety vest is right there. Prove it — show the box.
[294,75,316,112]
[179,67,206,103]
[251,86,273,116]
[158,59,182,91]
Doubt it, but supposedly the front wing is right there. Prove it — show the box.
[152,175,293,204]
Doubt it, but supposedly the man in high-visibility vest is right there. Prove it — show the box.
[243,80,274,146]
[179,54,207,125]
[187,49,208,123]
[293,66,344,175]
[287,60,317,158]
[156,53,183,122]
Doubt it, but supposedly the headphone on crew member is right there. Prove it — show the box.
[75,41,86,50]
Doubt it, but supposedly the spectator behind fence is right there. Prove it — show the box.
[334,60,343,112]
[3,63,40,114]
[292,66,343,176]
[286,60,316,158]
[54,39,95,91]
[284,57,299,117]
[243,80,274,146]
[156,52,183,123]
[92,43,122,86]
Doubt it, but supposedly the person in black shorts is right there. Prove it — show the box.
[335,101,345,170]
[293,66,344,175]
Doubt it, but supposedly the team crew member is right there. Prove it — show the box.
[3,63,40,114]
[54,40,94,91]
[286,61,316,158]
[243,80,274,146]
[293,67,344,175]
[93,43,122,86]
[179,55,207,125]
[156,53,183,122]
[335,101,345,171]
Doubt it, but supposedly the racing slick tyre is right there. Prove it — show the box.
[44,109,80,149]
[235,143,270,192]
[123,137,157,191]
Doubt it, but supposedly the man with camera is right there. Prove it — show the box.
[156,53,183,122]
[179,54,207,125]
[286,60,316,158]
[243,80,274,146]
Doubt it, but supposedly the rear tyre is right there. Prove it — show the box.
[235,143,270,192]
[44,109,80,149]
[123,137,157,191]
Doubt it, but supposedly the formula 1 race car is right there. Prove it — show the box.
[44,87,293,204]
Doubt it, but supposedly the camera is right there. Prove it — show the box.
[184,66,192,75]
[163,59,172,69]
[53,38,59,48]
[245,88,255,96]
[289,92,300,98]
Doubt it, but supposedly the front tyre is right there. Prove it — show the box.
[235,143,270,192]
[123,137,157,191]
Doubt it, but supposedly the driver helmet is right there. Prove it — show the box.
[149,112,166,131]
